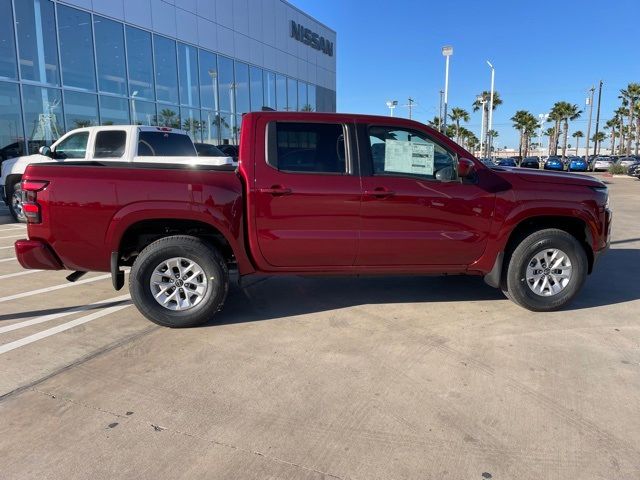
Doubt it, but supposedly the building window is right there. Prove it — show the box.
[307,84,316,112]
[22,84,64,153]
[94,16,127,96]
[234,61,250,114]
[180,107,202,142]
[64,90,98,129]
[0,82,24,159]
[15,0,59,85]
[198,50,218,111]
[276,74,286,111]
[219,112,233,145]
[58,5,96,91]
[298,82,308,111]
[287,78,297,112]
[153,35,178,105]
[178,43,199,107]
[126,26,154,100]
[263,71,276,110]
[201,110,221,145]
[156,106,180,128]
[0,0,17,80]
[130,98,156,126]
[217,56,234,114]
[249,66,263,112]
[99,95,129,125]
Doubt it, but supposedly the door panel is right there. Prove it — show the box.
[254,121,361,268]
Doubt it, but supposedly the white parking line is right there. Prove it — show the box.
[0,294,131,334]
[0,227,26,232]
[0,273,112,304]
[0,257,16,263]
[0,234,25,239]
[0,303,132,355]
[0,246,15,250]
[0,270,42,280]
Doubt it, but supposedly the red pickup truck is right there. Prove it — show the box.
[15,112,611,327]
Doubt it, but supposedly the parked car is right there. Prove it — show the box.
[544,157,564,171]
[194,142,233,159]
[520,157,540,169]
[617,156,638,168]
[15,111,611,326]
[496,157,517,167]
[626,162,640,177]
[592,157,614,171]
[217,144,239,160]
[567,156,588,172]
[479,158,495,167]
[1,126,235,222]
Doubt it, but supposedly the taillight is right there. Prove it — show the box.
[21,180,49,224]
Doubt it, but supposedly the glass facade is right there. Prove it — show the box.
[0,1,333,157]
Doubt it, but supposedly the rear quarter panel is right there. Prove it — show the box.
[23,164,249,273]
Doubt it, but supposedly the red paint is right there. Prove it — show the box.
[14,240,63,270]
[15,112,610,283]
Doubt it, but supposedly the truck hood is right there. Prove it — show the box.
[499,168,605,188]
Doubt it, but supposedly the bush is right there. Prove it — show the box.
[608,164,628,175]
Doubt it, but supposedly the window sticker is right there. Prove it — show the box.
[384,139,434,176]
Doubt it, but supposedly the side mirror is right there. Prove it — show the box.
[457,158,476,179]
[38,146,52,157]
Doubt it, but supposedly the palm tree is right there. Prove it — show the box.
[427,116,442,130]
[572,131,584,155]
[511,110,537,159]
[551,102,581,158]
[604,118,618,155]
[591,132,606,155]
[619,83,640,155]
[543,127,555,155]
[472,91,502,155]
[614,106,628,154]
[448,107,470,145]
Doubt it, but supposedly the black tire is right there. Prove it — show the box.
[504,228,588,312]
[129,235,229,328]
[8,182,26,223]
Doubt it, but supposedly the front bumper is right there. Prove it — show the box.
[15,239,63,270]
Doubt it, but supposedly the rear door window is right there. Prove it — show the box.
[137,131,196,156]
[94,131,126,158]
[269,122,347,174]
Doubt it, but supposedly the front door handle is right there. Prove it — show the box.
[364,188,395,198]
[258,185,292,195]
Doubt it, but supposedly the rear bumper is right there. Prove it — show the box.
[15,239,63,270]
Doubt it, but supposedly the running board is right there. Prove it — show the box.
[66,271,88,282]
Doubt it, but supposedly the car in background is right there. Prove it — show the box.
[520,156,540,169]
[567,156,588,172]
[617,156,638,168]
[194,143,228,157]
[544,156,564,171]
[479,157,495,167]
[593,156,614,171]
[217,144,239,160]
[627,162,640,177]
[496,157,517,167]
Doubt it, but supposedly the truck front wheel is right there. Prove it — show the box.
[504,229,588,311]
[130,235,229,327]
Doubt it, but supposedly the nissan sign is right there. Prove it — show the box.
[290,21,334,57]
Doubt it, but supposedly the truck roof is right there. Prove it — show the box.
[60,125,190,136]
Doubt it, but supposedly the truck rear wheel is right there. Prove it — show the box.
[9,182,26,223]
[504,228,588,311]
[130,235,229,327]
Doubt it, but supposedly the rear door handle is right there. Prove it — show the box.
[364,188,395,198]
[258,186,292,195]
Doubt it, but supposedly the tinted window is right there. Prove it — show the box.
[15,0,59,85]
[218,56,234,113]
[55,132,89,159]
[0,82,24,159]
[195,143,225,156]
[154,35,178,104]
[287,78,297,112]
[234,62,250,114]
[58,5,95,90]
[0,0,17,79]
[64,91,98,129]
[198,50,217,110]
[94,16,127,95]
[178,43,199,107]
[137,132,196,156]
[276,75,287,111]
[250,67,263,111]
[273,122,346,174]
[126,27,154,100]
[368,126,456,181]
[263,71,276,109]
[94,130,126,158]
[100,96,130,125]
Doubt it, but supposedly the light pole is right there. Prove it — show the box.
[386,100,398,117]
[131,90,139,125]
[593,80,603,156]
[538,113,549,157]
[584,86,595,163]
[486,61,495,159]
[442,45,453,133]
[476,95,486,157]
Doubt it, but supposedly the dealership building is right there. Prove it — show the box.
[0,0,336,158]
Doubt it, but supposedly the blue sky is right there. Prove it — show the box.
[292,0,640,149]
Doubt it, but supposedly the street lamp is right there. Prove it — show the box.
[476,94,486,157]
[538,113,549,156]
[131,90,139,125]
[442,45,453,132]
[386,100,398,117]
[486,61,495,159]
